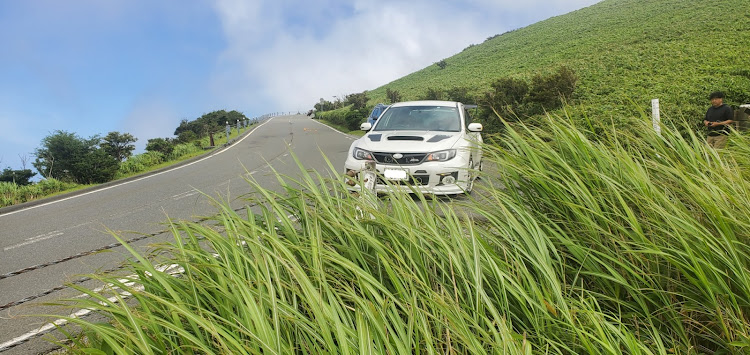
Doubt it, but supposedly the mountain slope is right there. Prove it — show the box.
[366,0,749,125]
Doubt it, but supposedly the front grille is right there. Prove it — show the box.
[378,174,430,186]
[372,152,426,165]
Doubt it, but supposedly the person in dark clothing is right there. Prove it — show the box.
[703,91,734,148]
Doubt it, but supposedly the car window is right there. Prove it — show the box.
[374,106,460,132]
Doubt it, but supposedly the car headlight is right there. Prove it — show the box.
[426,149,456,162]
[352,147,374,160]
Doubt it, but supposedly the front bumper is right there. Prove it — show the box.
[344,159,471,195]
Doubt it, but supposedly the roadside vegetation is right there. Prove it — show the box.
[51,112,750,353]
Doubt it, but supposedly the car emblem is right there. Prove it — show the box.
[392,153,403,159]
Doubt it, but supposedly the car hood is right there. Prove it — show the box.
[356,131,461,152]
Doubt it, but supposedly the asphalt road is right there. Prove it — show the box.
[0,114,355,354]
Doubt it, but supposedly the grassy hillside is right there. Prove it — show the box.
[366,0,750,126]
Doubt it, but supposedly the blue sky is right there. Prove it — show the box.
[0,0,600,172]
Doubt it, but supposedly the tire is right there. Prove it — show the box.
[465,158,475,194]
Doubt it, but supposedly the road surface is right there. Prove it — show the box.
[0,114,355,354]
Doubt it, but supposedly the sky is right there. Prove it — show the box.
[0,0,600,172]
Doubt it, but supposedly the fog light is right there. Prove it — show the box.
[441,175,456,184]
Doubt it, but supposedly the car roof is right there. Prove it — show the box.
[389,100,460,108]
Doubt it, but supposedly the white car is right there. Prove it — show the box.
[344,100,483,195]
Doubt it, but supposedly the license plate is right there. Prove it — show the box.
[384,168,408,181]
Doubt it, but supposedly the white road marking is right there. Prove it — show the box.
[0,263,185,352]
[309,118,357,140]
[172,189,199,201]
[3,231,64,251]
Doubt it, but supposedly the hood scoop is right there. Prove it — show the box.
[367,134,382,142]
[387,135,423,141]
[427,135,452,142]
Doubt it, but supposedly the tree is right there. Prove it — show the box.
[146,138,175,156]
[345,91,368,110]
[33,130,119,184]
[18,153,31,170]
[73,148,120,184]
[314,98,335,112]
[34,131,92,181]
[174,110,248,139]
[102,131,137,162]
[0,167,36,186]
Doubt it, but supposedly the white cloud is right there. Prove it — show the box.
[211,0,601,112]
[212,0,494,111]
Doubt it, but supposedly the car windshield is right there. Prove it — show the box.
[373,106,460,132]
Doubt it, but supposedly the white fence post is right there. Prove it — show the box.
[651,99,661,136]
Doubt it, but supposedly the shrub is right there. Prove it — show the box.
[36,178,77,195]
[119,151,165,175]
[0,182,20,207]
[316,107,368,132]
[168,143,202,161]
[385,88,402,104]
[344,108,368,131]
[423,87,444,100]
[527,65,577,110]
[1,178,79,207]
[489,76,529,107]
[446,86,473,103]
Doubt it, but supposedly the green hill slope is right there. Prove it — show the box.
[366,0,749,126]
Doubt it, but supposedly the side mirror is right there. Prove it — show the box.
[467,122,483,132]
[360,122,373,131]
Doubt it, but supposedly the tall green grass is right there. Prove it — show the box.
[0,179,79,208]
[117,143,204,177]
[51,114,750,353]
[118,151,166,176]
